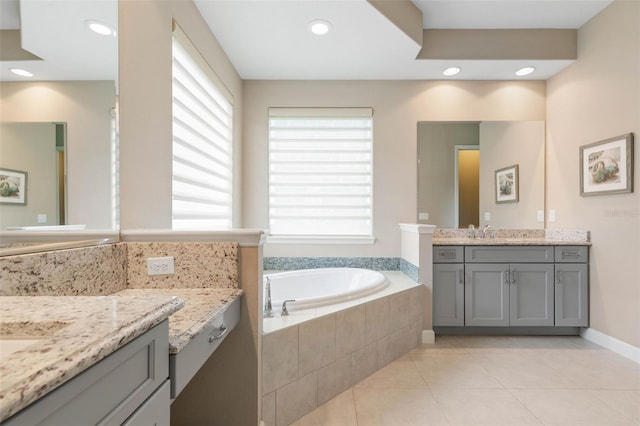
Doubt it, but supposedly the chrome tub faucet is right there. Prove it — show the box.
[263,276,273,318]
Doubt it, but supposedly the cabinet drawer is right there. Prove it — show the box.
[433,246,464,263]
[169,297,240,399]
[465,246,554,263]
[3,321,169,426]
[555,246,588,263]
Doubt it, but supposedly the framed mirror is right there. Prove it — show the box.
[417,121,545,229]
[0,0,118,233]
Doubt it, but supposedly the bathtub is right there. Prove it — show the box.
[264,267,388,311]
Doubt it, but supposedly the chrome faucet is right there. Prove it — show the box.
[480,225,493,239]
[263,276,273,318]
[281,299,296,316]
[468,224,476,239]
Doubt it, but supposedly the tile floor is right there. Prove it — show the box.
[291,335,640,426]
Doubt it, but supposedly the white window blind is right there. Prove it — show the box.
[268,108,373,240]
[172,25,233,230]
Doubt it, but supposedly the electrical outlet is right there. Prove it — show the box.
[537,210,544,222]
[484,211,491,221]
[37,214,47,223]
[548,209,556,223]
[418,212,429,221]
[147,257,175,276]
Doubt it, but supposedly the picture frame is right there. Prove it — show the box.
[580,133,634,196]
[0,168,28,205]
[495,164,519,204]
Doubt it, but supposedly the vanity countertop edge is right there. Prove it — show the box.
[432,238,591,246]
[0,295,184,421]
[0,287,244,422]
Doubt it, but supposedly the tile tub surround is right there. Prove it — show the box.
[0,243,127,296]
[126,242,239,288]
[113,287,243,353]
[0,295,183,422]
[433,228,591,245]
[261,274,424,426]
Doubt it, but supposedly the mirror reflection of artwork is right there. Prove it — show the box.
[0,169,27,205]
[580,133,634,196]
[495,164,519,204]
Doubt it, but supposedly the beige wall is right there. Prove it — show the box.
[243,80,546,257]
[119,0,243,230]
[547,0,639,347]
[0,123,57,228]
[417,122,479,228]
[0,81,115,228]
[479,121,545,228]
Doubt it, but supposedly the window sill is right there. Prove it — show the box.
[266,236,376,245]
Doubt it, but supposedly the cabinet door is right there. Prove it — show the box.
[465,264,509,326]
[509,264,554,326]
[433,264,464,326]
[555,264,589,326]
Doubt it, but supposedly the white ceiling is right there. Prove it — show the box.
[195,0,613,80]
[0,0,117,82]
[0,0,613,82]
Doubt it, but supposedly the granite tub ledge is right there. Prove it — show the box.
[0,295,184,422]
[112,287,244,353]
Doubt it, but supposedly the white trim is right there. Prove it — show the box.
[399,223,436,234]
[421,330,435,344]
[581,328,640,364]
[266,235,375,245]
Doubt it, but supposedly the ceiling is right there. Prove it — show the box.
[0,0,613,82]
[195,0,613,80]
[0,0,117,82]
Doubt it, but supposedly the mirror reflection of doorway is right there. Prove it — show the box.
[455,146,479,228]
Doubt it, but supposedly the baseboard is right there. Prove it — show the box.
[581,328,640,364]
[421,329,435,344]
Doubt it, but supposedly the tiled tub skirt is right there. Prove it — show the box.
[261,271,424,426]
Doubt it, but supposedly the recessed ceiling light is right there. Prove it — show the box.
[85,20,117,37]
[443,66,461,76]
[308,20,332,35]
[515,66,535,76]
[9,68,33,77]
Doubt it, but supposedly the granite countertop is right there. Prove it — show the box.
[433,237,591,246]
[0,295,184,422]
[113,287,244,353]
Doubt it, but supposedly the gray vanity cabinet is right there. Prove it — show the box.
[433,246,464,326]
[464,247,555,327]
[555,246,589,327]
[464,263,555,326]
[464,264,509,326]
[2,321,170,426]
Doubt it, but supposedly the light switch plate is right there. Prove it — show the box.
[418,212,429,221]
[537,210,544,222]
[484,211,491,221]
[548,209,556,222]
[37,214,47,223]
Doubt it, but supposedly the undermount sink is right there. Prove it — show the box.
[0,321,70,361]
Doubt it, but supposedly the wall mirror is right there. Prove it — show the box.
[417,121,545,229]
[0,0,118,237]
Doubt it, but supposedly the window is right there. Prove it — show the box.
[172,25,233,230]
[268,108,374,242]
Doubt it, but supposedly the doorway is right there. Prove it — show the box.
[455,146,479,228]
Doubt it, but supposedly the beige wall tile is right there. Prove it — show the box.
[261,392,275,426]
[263,326,299,395]
[275,372,318,426]
[351,343,378,386]
[389,290,411,331]
[317,354,352,405]
[299,314,336,376]
[365,298,389,345]
[336,305,366,357]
